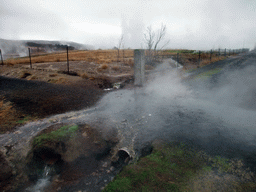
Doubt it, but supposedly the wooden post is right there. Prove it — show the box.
[218,48,220,57]
[224,48,226,56]
[210,49,212,61]
[67,46,69,74]
[123,49,125,63]
[0,49,4,65]
[198,51,201,66]
[28,48,32,69]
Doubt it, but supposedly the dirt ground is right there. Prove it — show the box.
[0,61,135,133]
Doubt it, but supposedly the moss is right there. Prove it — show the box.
[33,125,79,147]
[104,142,256,192]
[104,143,203,192]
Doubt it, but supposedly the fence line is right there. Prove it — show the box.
[0,49,3,65]
[0,47,250,70]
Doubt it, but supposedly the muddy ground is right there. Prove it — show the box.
[0,61,135,132]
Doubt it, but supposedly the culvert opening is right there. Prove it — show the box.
[112,149,131,167]
[27,147,63,181]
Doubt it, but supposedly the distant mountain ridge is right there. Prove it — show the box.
[0,38,93,58]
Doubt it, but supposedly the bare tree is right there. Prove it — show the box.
[144,24,169,64]
[117,34,124,62]
[144,26,155,63]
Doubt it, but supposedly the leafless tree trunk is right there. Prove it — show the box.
[122,42,125,63]
[144,24,169,65]
[144,26,155,64]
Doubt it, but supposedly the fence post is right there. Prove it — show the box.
[177,53,179,66]
[123,49,125,63]
[210,49,212,61]
[134,49,145,86]
[28,48,32,69]
[198,51,201,67]
[67,46,69,74]
[0,49,3,65]
[218,48,220,57]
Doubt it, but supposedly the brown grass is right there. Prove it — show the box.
[20,71,32,78]
[111,65,120,71]
[27,76,37,80]
[4,49,134,65]
[80,73,89,79]
[100,64,108,69]
[49,73,58,77]
[199,56,226,67]
[4,49,233,73]
[0,97,35,133]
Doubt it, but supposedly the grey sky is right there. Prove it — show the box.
[1,0,256,49]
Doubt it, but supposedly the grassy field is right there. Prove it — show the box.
[4,49,135,65]
[104,142,256,192]
[4,49,231,70]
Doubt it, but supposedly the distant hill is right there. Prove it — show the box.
[0,39,94,58]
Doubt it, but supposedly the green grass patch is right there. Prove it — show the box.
[104,143,205,192]
[194,68,222,80]
[16,116,32,124]
[33,124,79,147]
[104,142,256,192]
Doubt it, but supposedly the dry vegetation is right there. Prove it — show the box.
[4,48,233,71]
[160,50,230,69]
[0,48,236,133]
[4,49,135,65]
[0,97,36,133]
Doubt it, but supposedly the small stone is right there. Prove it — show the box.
[149,114,152,116]
[82,132,87,137]
[110,166,114,171]
[14,130,22,134]
[104,180,107,182]
[106,170,111,173]
[102,162,108,167]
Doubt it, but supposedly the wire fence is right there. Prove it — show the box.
[153,48,250,69]
[0,46,250,72]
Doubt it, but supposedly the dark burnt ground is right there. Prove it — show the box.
[0,76,104,118]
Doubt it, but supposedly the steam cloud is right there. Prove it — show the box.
[91,51,256,170]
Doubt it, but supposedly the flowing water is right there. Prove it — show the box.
[25,165,53,192]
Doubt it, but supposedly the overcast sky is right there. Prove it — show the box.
[1,0,256,50]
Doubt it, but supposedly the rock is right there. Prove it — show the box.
[0,152,13,181]
[102,162,108,167]
[0,121,119,190]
